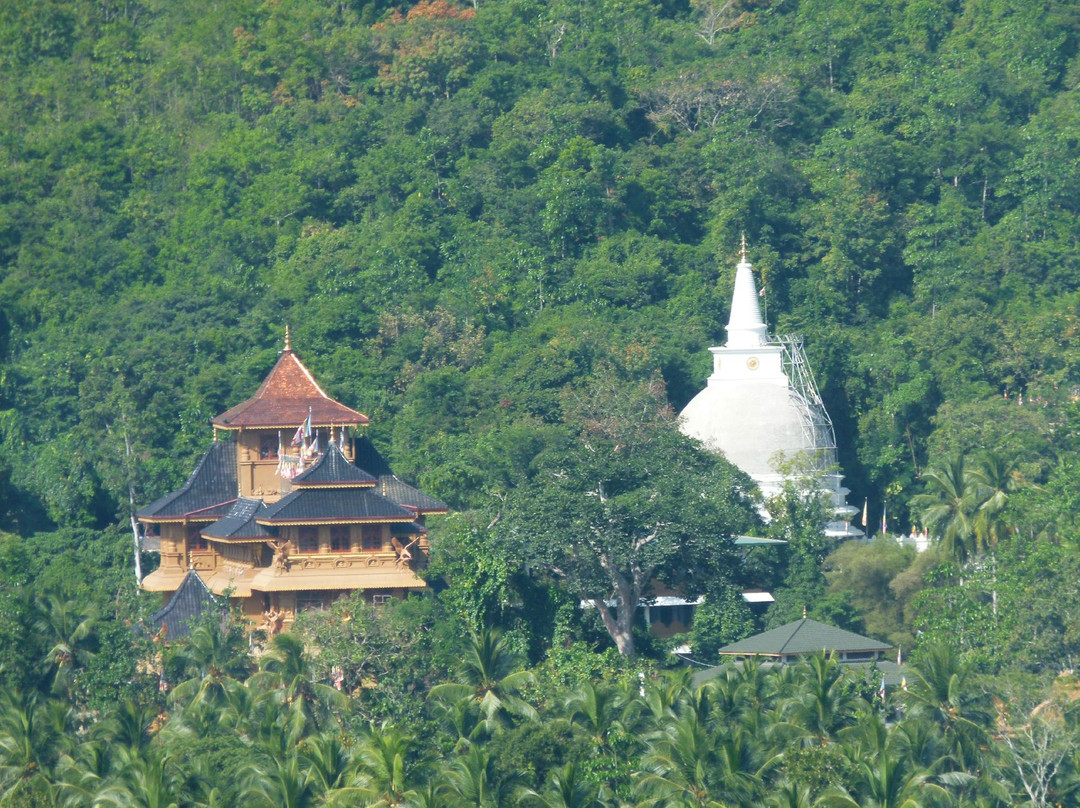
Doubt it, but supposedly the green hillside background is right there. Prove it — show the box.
[3,0,1079,541]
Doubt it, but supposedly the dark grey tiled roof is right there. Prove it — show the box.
[354,436,447,513]
[718,618,893,656]
[202,498,271,540]
[374,476,448,513]
[354,436,394,477]
[390,520,427,535]
[146,571,218,640]
[258,487,416,523]
[137,441,238,520]
[293,443,376,487]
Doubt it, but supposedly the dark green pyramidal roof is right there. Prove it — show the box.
[718,618,893,657]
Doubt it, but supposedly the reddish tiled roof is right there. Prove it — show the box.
[212,349,370,429]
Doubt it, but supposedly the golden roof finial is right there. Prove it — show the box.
[740,232,747,261]
[802,605,807,619]
[284,324,291,351]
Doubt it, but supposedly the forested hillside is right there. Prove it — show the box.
[1,0,1078,536]
[3,0,1080,804]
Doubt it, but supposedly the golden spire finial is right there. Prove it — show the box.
[284,324,291,351]
[740,233,747,261]
[802,605,807,619]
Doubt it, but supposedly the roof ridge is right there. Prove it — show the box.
[252,350,331,402]
[776,617,808,655]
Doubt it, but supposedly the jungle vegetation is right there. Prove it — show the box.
[2,0,1080,803]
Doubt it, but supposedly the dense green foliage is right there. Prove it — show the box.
[2,0,1080,802]
[4,611,1080,808]
[1,0,1078,535]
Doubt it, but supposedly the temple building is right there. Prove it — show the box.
[138,331,446,631]
[680,245,862,539]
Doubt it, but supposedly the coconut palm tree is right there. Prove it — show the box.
[910,455,980,563]
[167,622,253,716]
[34,593,99,699]
[0,688,67,805]
[969,452,1022,551]
[638,706,762,808]
[94,749,195,808]
[562,681,638,765]
[327,725,421,808]
[429,628,537,732]
[430,693,491,753]
[781,653,864,746]
[241,747,324,808]
[520,762,608,808]
[902,644,988,773]
[640,667,695,725]
[443,745,514,808]
[819,748,947,808]
[91,699,160,758]
[757,780,812,808]
[299,731,355,796]
[248,633,347,741]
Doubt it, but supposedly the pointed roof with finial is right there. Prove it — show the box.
[725,236,768,349]
[292,442,377,488]
[717,618,893,658]
[212,327,370,430]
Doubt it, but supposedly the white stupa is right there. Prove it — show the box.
[680,242,862,539]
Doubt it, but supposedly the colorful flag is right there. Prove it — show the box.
[881,503,887,535]
[291,423,304,446]
[304,408,313,439]
[861,499,867,528]
[879,675,886,702]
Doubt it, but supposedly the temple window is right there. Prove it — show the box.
[260,435,279,460]
[296,593,325,612]
[330,526,350,552]
[362,527,382,551]
[297,526,319,553]
[188,528,209,551]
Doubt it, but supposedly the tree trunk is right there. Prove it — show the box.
[124,430,142,585]
[591,579,639,657]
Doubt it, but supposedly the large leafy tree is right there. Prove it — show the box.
[499,373,758,656]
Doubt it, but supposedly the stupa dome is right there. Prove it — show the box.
[681,381,825,481]
[680,245,861,539]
